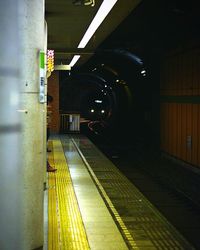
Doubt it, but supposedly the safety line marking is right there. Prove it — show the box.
[71,138,139,250]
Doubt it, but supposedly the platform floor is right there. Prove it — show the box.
[46,134,194,249]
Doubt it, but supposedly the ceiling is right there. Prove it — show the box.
[100,0,200,54]
[45,0,142,66]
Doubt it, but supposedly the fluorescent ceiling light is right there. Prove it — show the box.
[78,0,118,48]
[69,0,118,67]
[69,55,80,67]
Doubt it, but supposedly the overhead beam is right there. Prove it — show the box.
[54,64,71,70]
[55,50,94,55]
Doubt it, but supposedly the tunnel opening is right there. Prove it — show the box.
[59,50,158,157]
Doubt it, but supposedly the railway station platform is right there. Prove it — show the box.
[45,134,194,250]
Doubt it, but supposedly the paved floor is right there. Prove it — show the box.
[48,138,128,250]
[98,137,200,249]
[47,134,195,249]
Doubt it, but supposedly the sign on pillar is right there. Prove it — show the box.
[39,50,45,103]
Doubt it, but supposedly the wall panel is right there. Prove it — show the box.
[48,71,60,133]
[160,48,200,168]
[191,105,198,165]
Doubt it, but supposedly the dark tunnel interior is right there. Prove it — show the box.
[59,50,156,151]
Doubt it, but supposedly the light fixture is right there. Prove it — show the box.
[84,0,95,7]
[69,0,118,67]
[72,0,95,7]
[91,109,94,113]
[101,110,105,113]
[78,0,118,48]
[95,100,102,103]
[69,55,81,67]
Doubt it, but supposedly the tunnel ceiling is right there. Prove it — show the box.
[46,0,200,68]
[45,0,142,66]
[97,0,200,57]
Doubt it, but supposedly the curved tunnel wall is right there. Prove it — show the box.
[59,49,156,147]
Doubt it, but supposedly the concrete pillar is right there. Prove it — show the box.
[0,1,22,249]
[44,22,48,182]
[18,0,46,249]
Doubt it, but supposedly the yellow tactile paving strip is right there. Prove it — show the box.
[48,140,90,250]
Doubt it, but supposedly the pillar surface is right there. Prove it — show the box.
[0,1,22,249]
[19,0,46,249]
